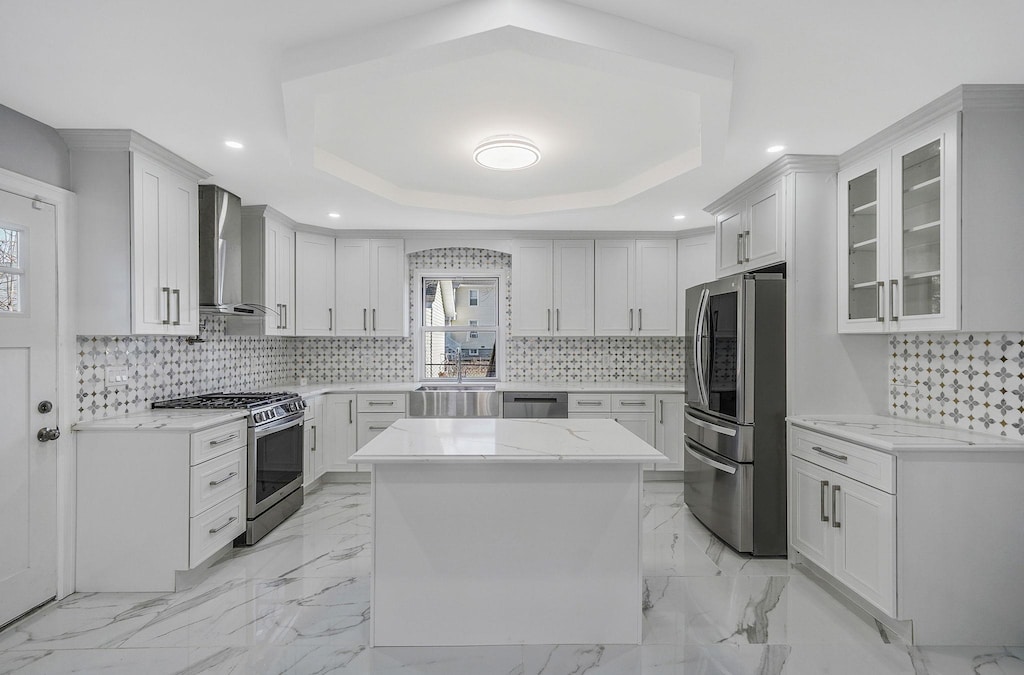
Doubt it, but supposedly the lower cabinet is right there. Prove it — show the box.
[568,391,686,471]
[303,395,327,485]
[75,418,248,591]
[654,394,686,471]
[357,393,406,449]
[323,394,359,472]
[789,429,897,617]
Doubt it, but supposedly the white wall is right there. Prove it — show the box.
[0,104,70,190]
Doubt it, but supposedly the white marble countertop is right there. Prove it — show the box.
[286,381,685,397]
[788,414,1024,454]
[351,418,669,463]
[73,409,248,432]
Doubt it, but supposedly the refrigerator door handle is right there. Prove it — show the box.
[685,441,737,475]
[684,412,737,437]
[693,288,711,407]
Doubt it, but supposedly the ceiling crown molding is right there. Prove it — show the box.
[704,154,838,214]
[58,129,210,180]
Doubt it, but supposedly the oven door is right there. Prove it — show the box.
[248,413,304,518]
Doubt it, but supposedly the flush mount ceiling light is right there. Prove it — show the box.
[473,135,541,171]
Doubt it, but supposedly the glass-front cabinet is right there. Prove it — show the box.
[838,114,959,333]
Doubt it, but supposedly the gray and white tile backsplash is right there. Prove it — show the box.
[76,247,684,421]
[889,332,1024,437]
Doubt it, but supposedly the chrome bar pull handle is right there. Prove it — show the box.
[311,425,317,452]
[660,399,665,424]
[276,304,283,330]
[876,281,885,322]
[348,399,353,424]
[831,485,841,528]
[638,308,643,332]
[328,308,333,331]
[547,308,551,331]
[209,471,238,487]
[363,308,367,331]
[813,446,848,462]
[820,480,830,522]
[162,287,172,325]
[209,433,239,446]
[736,233,744,265]
[372,308,377,331]
[629,308,634,331]
[368,425,390,431]
[555,308,560,332]
[172,288,181,326]
[209,516,238,534]
[890,278,899,322]
[744,230,751,262]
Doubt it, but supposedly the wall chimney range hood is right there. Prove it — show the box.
[198,184,265,316]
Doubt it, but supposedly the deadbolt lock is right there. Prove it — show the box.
[38,400,53,414]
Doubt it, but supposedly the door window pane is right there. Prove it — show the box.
[0,227,23,313]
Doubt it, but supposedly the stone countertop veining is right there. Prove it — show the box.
[787,414,1024,454]
[73,409,248,432]
[351,418,669,464]
[286,381,685,397]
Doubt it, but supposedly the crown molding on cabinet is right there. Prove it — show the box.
[58,129,210,181]
[704,154,838,215]
[838,84,1024,168]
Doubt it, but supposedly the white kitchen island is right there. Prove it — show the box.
[350,417,667,647]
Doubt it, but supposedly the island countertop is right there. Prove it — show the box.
[351,418,669,464]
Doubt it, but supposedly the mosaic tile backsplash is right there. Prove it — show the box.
[76,247,685,421]
[889,332,1024,437]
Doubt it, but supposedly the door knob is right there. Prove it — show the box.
[37,427,61,442]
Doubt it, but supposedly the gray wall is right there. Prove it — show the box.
[0,103,70,189]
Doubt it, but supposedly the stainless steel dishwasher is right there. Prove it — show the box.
[501,392,568,418]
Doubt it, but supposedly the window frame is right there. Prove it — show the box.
[414,269,506,383]
[0,225,26,314]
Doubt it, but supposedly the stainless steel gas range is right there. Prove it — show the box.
[152,392,305,545]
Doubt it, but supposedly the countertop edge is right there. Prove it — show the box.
[787,415,1024,454]
[72,409,249,433]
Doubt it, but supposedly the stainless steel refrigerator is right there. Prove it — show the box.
[684,272,786,555]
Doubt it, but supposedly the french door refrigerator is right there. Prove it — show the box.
[684,272,786,555]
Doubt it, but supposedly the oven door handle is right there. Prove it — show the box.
[684,440,737,475]
[252,411,305,439]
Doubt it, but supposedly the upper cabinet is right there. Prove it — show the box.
[594,239,676,336]
[511,240,594,336]
[335,239,407,337]
[294,232,336,337]
[63,130,209,336]
[838,85,1024,333]
[710,177,786,278]
[240,206,296,336]
[675,231,716,337]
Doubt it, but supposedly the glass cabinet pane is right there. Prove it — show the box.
[847,169,879,320]
[900,139,942,317]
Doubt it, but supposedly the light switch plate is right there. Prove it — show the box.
[104,366,131,390]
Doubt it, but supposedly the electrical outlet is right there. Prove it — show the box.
[104,366,131,390]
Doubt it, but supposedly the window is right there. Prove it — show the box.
[419,274,501,381]
[0,227,23,313]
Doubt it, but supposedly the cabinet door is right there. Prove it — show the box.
[636,240,676,335]
[654,394,686,470]
[613,412,654,445]
[164,172,199,335]
[831,476,896,616]
[295,232,336,336]
[676,233,715,336]
[838,157,891,333]
[263,218,294,336]
[890,115,959,332]
[716,205,745,278]
[511,240,554,335]
[790,457,834,571]
[303,417,316,487]
[131,153,170,334]
[335,239,371,335]
[745,179,786,269]
[323,394,359,472]
[594,239,635,335]
[369,239,407,336]
[276,225,295,336]
[552,240,594,336]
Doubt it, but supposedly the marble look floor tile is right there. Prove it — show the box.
[643,529,724,577]
[521,645,641,674]
[368,646,524,674]
[917,646,1024,675]
[183,645,371,674]
[0,648,195,674]
[260,490,371,543]
[203,533,371,583]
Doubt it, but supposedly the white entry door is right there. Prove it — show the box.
[0,187,58,626]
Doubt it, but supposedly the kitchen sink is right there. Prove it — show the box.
[409,384,500,417]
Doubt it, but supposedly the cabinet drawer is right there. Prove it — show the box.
[611,394,655,413]
[190,419,247,465]
[357,393,406,413]
[189,490,245,568]
[568,393,611,412]
[190,447,246,517]
[358,412,404,449]
[791,427,895,494]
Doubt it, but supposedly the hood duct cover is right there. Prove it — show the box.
[198,184,263,316]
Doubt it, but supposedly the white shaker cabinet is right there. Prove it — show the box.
[323,394,359,472]
[335,239,407,337]
[838,86,1024,333]
[594,239,676,336]
[302,395,326,485]
[63,130,208,335]
[511,240,594,336]
[675,231,716,337]
[295,232,336,336]
[654,394,686,471]
[710,178,785,278]
[239,206,296,336]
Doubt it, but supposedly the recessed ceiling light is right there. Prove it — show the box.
[766,144,786,153]
[474,135,541,171]
[673,214,686,221]
[224,140,244,149]
[328,212,341,219]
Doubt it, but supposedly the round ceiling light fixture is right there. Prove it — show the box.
[473,135,541,171]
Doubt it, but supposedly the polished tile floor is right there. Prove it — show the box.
[0,482,1020,674]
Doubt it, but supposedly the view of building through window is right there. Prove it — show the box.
[421,275,499,380]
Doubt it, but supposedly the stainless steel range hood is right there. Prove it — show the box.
[198,184,265,316]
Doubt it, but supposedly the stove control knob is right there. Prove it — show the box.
[254,412,264,423]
